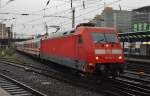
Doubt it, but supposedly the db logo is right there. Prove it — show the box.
[106,49,111,54]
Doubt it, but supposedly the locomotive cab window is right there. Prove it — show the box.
[92,33,105,43]
[105,33,118,43]
[92,32,118,43]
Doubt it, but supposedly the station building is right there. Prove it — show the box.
[90,7,132,33]
[132,6,150,32]
[0,23,13,49]
[130,6,150,56]
[91,6,150,33]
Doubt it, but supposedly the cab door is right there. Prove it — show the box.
[74,35,86,70]
[76,35,85,60]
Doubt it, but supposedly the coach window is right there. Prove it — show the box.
[78,36,83,44]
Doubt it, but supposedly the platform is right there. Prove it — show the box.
[125,57,150,63]
[0,88,10,96]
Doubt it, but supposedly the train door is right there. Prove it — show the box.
[77,35,85,59]
[75,35,86,71]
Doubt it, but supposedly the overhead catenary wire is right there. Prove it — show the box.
[76,0,122,18]
[32,0,71,14]
[24,0,104,24]
[25,0,118,31]
[0,12,43,16]
[0,0,72,25]
[18,0,119,30]
[10,0,123,35]
[0,0,15,8]
[56,0,123,27]
[24,0,121,26]
[8,0,102,25]
[23,0,103,26]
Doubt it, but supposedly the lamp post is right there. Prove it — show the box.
[72,7,75,28]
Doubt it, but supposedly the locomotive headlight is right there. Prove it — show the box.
[118,56,122,60]
[89,63,94,66]
[96,56,99,60]
[105,44,109,47]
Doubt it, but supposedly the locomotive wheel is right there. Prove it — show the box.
[111,69,120,79]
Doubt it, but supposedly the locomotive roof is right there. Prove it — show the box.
[74,26,117,35]
[60,26,117,36]
[77,26,116,30]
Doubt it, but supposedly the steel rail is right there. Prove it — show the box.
[109,77,150,96]
[0,73,47,96]
[2,59,150,96]
[0,60,125,96]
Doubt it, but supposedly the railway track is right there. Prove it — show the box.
[1,59,150,96]
[0,60,116,96]
[123,70,150,82]
[126,61,150,74]
[0,59,124,96]
[107,70,150,96]
[110,81,149,96]
[104,75,150,96]
[110,77,150,96]
[0,59,68,81]
[0,73,46,96]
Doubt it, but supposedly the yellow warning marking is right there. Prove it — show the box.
[136,68,144,76]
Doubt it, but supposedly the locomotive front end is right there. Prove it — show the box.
[93,32,124,76]
[83,28,125,77]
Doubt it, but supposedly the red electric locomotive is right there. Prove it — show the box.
[16,24,125,77]
[40,26,124,77]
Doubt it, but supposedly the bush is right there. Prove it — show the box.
[0,48,15,58]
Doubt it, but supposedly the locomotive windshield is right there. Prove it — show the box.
[92,32,118,43]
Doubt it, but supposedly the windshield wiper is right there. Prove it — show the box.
[96,39,105,43]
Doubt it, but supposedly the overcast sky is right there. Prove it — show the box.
[0,0,150,37]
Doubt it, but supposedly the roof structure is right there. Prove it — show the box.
[133,6,150,12]
[118,31,150,42]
